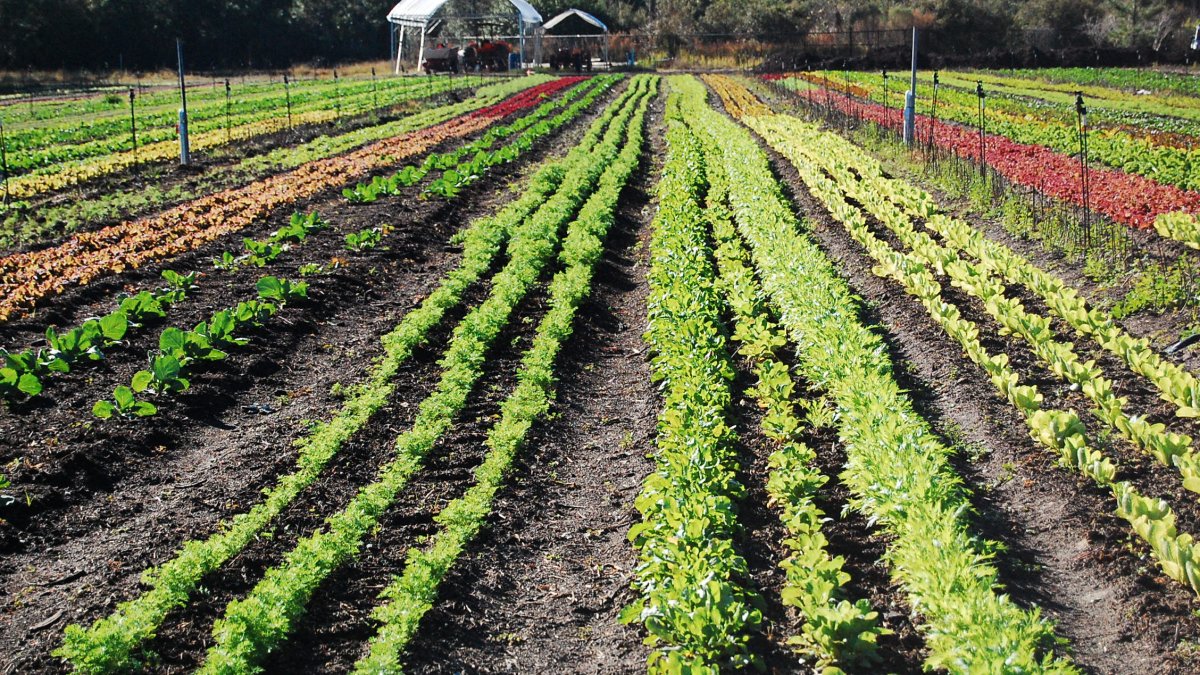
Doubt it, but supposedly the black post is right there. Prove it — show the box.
[1076,92,1092,247]
[334,69,341,122]
[976,81,986,175]
[371,66,378,111]
[881,69,888,112]
[129,88,138,173]
[284,74,292,129]
[928,70,939,151]
[0,116,9,206]
[225,79,231,141]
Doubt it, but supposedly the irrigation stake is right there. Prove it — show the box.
[903,27,917,147]
[129,88,138,174]
[334,69,341,122]
[0,116,9,206]
[975,80,986,176]
[284,74,293,129]
[371,66,378,111]
[927,71,940,152]
[1076,92,1092,248]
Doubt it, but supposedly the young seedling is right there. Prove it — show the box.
[131,354,190,395]
[118,291,167,327]
[256,276,308,305]
[195,310,249,348]
[344,227,385,252]
[93,385,157,419]
[244,238,286,267]
[158,327,226,365]
[159,269,200,303]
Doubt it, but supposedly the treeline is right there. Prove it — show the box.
[0,0,390,71]
[0,0,1197,71]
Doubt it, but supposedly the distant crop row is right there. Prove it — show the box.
[0,75,570,323]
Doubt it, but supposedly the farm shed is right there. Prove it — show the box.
[541,8,609,68]
[387,0,543,73]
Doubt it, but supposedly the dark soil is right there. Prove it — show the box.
[741,105,1200,674]
[0,78,622,673]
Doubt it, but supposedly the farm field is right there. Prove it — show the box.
[5,64,1200,675]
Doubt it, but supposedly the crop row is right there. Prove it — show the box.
[0,76,572,323]
[55,74,653,674]
[0,76,552,249]
[806,70,1200,190]
[2,71,415,126]
[343,75,604,203]
[934,71,1200,132]
[695,74,1074,671]
[2,76,476,200]
[1002,67,1200,99]
[700,106,884,671]
[1,212,328,405]
[769,74,1200,229]
[353,75,656,674]
[622,89,761,673]
[3,76,473,177]
[733,86,1200,599]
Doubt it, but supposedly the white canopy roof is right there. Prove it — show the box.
[387,0,542,27]
[542,8,607,33]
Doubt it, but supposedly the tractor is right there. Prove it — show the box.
[422,44,462,73]
[464,40,512,71]
[549,47,591,72]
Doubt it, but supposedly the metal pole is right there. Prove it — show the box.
[129,88,137,173]
[371,67,378,111]
[176,38,190,166]
[903,27,917,146]
[225,79,231,141]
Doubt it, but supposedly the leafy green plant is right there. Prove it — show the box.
[256,276,308,305]
[423,171,464,199]
[159,269,200,303]
[195,310,249,348]
[271,211,328,243]
[212,250,241,271]
[233,299,278,326]
[158,327,227,364]
[344,227,385,252]
[117,291,167,326]
[93,385,157,419]
[131,355,190,395]
[243,238,285,267]
[0,364,42,399]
